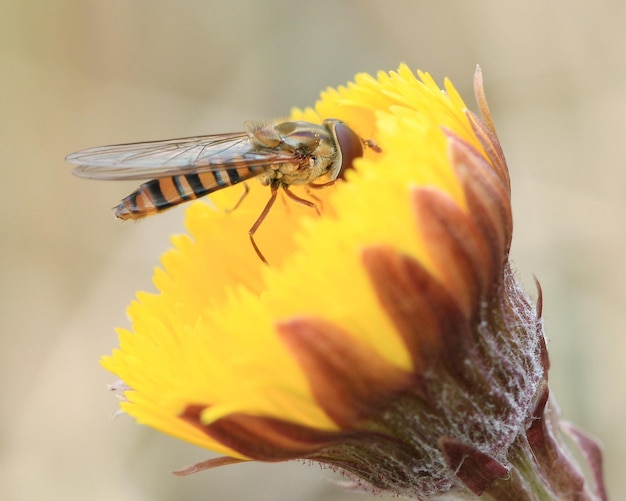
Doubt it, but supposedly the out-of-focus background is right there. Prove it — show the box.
[2,1,624,499]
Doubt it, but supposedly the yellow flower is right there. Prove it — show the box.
[101,65,605,499]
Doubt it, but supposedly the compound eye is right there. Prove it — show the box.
[329,121,364,180]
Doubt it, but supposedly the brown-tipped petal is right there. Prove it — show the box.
[362,246,475,377]
[277,317,414,426]
[473,66,497,136]
[447,132,513,276]
[466,110,511,192]
[181,405,342,461]
[471,67,510,192]
[439,436,509,495]
[172,456,248,476]
[411,187,491,316]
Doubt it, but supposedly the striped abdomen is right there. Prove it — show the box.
[115,165,266,220]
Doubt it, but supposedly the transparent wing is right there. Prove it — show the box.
[66,132,295,181]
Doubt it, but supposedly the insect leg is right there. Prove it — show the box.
[302,186,324,209]
[307,179,338,189]
[249,181,279,265]
[224,182,250,213]
[282,186,320,216]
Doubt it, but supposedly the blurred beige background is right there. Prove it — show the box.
[2,1,624,499]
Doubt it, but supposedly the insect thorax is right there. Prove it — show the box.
[250,120,339,187]
[259,155,335,187]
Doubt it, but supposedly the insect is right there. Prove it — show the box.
[67,119,380,264]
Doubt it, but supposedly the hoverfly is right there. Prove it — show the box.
[67,119,379,264]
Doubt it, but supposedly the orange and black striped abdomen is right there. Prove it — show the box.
[115,165,266,220]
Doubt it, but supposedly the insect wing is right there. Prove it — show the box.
[67,132,296,181]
